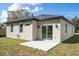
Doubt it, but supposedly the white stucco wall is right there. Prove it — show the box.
[6,21,33,40]
[60,19,75,42]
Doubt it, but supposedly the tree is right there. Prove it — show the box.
[7,9,30,22]
[7,11,18,21]
[71,16,79,33]
[20,9,30,18]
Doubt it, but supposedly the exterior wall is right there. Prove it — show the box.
[60,19,75,42]
[6,21,33,40]
[37,19,61,43]
[6,19,75,42]
[32,20,38,40]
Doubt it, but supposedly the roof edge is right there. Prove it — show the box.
[62,16,74,26]
[4,14,74,26]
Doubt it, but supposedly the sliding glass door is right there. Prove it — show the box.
[42,25,52,40]
[42,26,46,39]
[47,25,52,39]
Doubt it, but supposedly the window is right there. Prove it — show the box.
[19,24,23,32]
[37,25,40,28]
[11,25,13,32]
[65,23,67,33]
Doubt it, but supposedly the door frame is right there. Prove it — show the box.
[41,24,53,40]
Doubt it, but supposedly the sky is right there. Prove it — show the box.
[0,3,79,22]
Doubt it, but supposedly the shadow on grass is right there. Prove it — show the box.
[0,35,6,37]
[63,34,79,44]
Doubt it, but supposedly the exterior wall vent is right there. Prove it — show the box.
[17,34,20,39]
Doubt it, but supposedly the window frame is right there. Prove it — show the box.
[11,24,13,32]
[19,24,23,33]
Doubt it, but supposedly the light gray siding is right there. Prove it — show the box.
[60,19,75,42]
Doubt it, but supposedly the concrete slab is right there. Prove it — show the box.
[20,40,60,51]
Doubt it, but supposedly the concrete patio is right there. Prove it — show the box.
[20,40,60,51]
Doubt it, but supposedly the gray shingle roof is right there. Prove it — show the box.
[6,16,34,23]
[5,14,73,25]
[35,14,63,20]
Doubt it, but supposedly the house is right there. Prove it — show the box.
[5,14,75,43]
[0,23,6,36]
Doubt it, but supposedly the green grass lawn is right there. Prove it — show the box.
[0,34,79,56]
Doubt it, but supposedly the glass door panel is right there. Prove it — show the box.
[47,25,52,39]
[42,26,46,39]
